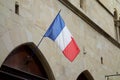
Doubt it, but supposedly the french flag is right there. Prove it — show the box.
[44,13,80,62]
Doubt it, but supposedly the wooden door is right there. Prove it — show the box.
[77,72,88,80]
[77,70,94,80]
[0,45,48,80]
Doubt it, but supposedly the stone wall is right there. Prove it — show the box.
[0,0,120,80]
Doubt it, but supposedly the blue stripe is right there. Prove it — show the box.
[44,13,65,41]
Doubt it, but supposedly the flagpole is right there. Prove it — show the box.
[58,9,61,14]
[37,9,61,47]
[37,36,44,47]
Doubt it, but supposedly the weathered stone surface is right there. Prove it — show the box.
[0,0,120,80]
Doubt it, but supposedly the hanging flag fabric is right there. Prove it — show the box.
[44,13,80,62]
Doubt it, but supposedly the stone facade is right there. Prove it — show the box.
[0,0,120,80]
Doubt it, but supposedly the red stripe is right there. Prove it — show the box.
[63,37,80,62]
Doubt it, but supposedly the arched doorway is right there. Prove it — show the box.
[77,70,94,80]
[0,42,55,80]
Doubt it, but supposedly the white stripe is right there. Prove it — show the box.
[55,26,72,51]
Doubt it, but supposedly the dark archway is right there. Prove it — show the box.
[0,42,55,80]
[77,70,94,80]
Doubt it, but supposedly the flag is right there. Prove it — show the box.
[44,13,80,62]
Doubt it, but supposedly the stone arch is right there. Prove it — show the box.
[77,70,94,80]
[0,42,55,80]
